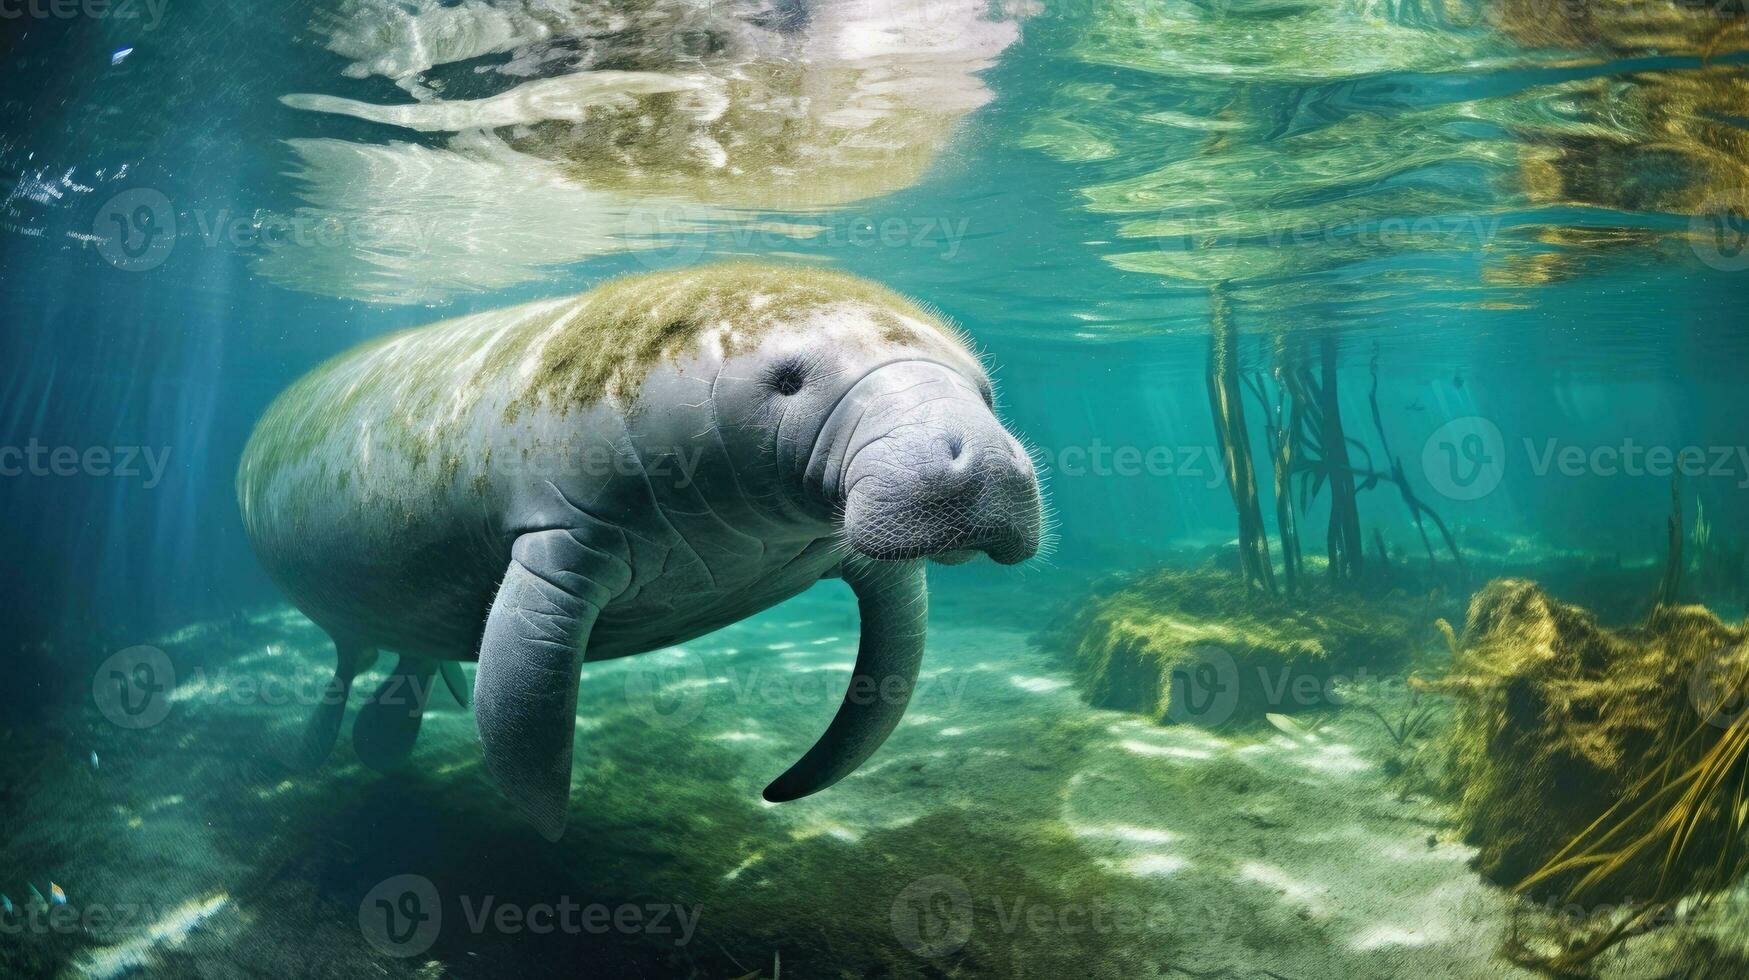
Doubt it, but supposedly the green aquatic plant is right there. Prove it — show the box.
[1687,495,1748,611]
[1509,698,1749,971]
[1359,689,1441,750]
[1053,567,1416,725]
[1647,481,1749,613]
[1656,479,1685,609]
[1433,578,1749,970]
[1364,684,1450,801]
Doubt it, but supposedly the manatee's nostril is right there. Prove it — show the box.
[946,435,964,460]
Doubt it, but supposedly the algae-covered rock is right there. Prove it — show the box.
[1438,579,1749,904]
[1054,568,1416,727]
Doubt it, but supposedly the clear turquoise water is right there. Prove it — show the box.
[3,1,1749,976]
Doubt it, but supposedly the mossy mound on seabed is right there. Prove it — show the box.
[1052,568,1417,727]
[1435,578,1749,905]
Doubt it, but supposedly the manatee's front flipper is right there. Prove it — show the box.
[764,559,927,803]
[288,637,374,771]
[476,528,630,841]
[354,655,438,771]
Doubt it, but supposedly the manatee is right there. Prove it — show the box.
[237,263,1042,839]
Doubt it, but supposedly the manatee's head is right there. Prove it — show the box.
[703,267,1042,566]
[824,359,1041,566]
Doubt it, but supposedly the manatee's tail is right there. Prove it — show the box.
[353,654,439,771]
[287,637,375,770]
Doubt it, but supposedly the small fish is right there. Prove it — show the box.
[1265,712,1322,741]
[90,751,99,771]
[111,47,134,66]
[2,894,13,916]
[27,883,47,912]
[50,882,67,906]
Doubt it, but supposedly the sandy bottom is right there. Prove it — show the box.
[2,576,1741,978]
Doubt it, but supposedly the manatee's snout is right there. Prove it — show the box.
[837,364,1041,565]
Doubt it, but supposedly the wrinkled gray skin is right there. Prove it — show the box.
[239,276,1041,840]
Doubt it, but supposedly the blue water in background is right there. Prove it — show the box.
[4,2,1749,976]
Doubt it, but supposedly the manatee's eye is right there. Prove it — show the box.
[767,360,807,397]
[978,381,995,408]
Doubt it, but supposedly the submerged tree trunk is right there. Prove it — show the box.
[1366,345,1465,579]
[1319,336,1364,583]
[1264,340,1303,595]
[1207,284,1276,592]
